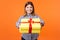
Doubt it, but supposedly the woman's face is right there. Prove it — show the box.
[25,4,33,14]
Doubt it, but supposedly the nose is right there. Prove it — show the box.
[28,7,31,10]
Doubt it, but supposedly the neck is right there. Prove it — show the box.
[27,13,31,16]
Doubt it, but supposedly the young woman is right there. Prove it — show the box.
[16,1,44,40]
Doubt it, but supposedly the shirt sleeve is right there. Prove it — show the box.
[16,16,24,29]
[40,18,44,26]
[36,16,44,27]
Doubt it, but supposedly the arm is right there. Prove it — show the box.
[40,18,45,27]
[37,16,45,27]
[16,16,24,29]
[35,15,45,27]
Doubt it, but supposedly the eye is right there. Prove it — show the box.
[30,6,33,8]
[27,7,29,8]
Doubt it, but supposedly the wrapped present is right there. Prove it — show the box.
[19,18,41,33]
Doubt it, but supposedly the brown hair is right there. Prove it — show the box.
[24,1,35,17]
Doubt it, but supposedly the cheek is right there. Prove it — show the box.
[25,8,29,11]
[30,8,33,11]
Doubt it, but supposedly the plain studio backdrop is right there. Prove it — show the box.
[0,0,60,40]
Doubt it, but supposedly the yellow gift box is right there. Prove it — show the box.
[19,18,41,33]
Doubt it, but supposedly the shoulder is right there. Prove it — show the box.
[19,15,25,19]
[17,15,24,20]
[34,14,40,18]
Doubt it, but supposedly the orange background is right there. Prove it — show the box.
[0,0,60,40]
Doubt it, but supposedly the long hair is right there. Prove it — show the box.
[24,1,35,17]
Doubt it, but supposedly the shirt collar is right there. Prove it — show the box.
[27,13,31,16]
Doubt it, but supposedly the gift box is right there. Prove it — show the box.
[19,18,41,33]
